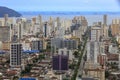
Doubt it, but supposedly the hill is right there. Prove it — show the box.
[0,6,21,17]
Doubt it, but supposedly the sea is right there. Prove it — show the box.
[20,11,120,26]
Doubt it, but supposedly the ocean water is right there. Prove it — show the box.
[20,11,120,26]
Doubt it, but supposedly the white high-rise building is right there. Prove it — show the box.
[87,41,100,63]
[10,43,22,67]
[56,26,65,38]
[90,27,101,41]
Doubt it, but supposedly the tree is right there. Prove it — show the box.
[39,54,45,60]
[63,78,69,80]
[5,59,10,63]
[46,43,51,52]
[112,76,117,80]
[78,43,82,50]
[21,64,33,75]
[69,63,76,70]
[73,51,79,58]
[105,70,110,78]
[36,32,40,37]
[78,74,82,78]
[71,34,88,80]
[108,29,112,37]
[13,76,19,80]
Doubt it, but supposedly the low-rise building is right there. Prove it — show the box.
[83,61,105,80]
[2,42,10,51]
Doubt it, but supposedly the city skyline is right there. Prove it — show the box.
[1,1,120,79]
[0,0,120,12]
[0,9,120,79]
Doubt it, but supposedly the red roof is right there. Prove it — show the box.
[6,70,17,75]
[107,54,119,61]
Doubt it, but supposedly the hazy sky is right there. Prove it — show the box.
[0,0,120,12]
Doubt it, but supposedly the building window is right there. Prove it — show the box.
[67,51,69,56]
[61,51,64,55]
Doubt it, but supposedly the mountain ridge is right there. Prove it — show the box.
[0,6,22,17]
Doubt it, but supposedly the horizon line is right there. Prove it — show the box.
[19,11,120,12]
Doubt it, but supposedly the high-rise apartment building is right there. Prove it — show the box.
[103,15,107,26]
[56,17,61,29]
[71,16,88,31]
[38,15,42,27]
[111,19,120,36]
[0,26,10,42]
[87,41,100,63]
[10,43,22,67]
[31,40,44,52]
[79,16,88,26]
[102,15,108,38]
[4,14,8,26]
[90,27,101,41]
[44,22,47,37]
[48,17,54,36]
[52,55,68,71]
[51,38,78,50]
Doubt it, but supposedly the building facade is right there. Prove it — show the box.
[52,55,68,71]
[111,19,120,36]
[10,43,22,67]
[0,26,10,42]
[87,41,100,63]
[58,48,73,60]
[90,27,101,41]
[51,38,78,50]
[31,40,44,52]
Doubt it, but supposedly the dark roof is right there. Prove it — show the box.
[107,54,119,61]
[22,50,39,53]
